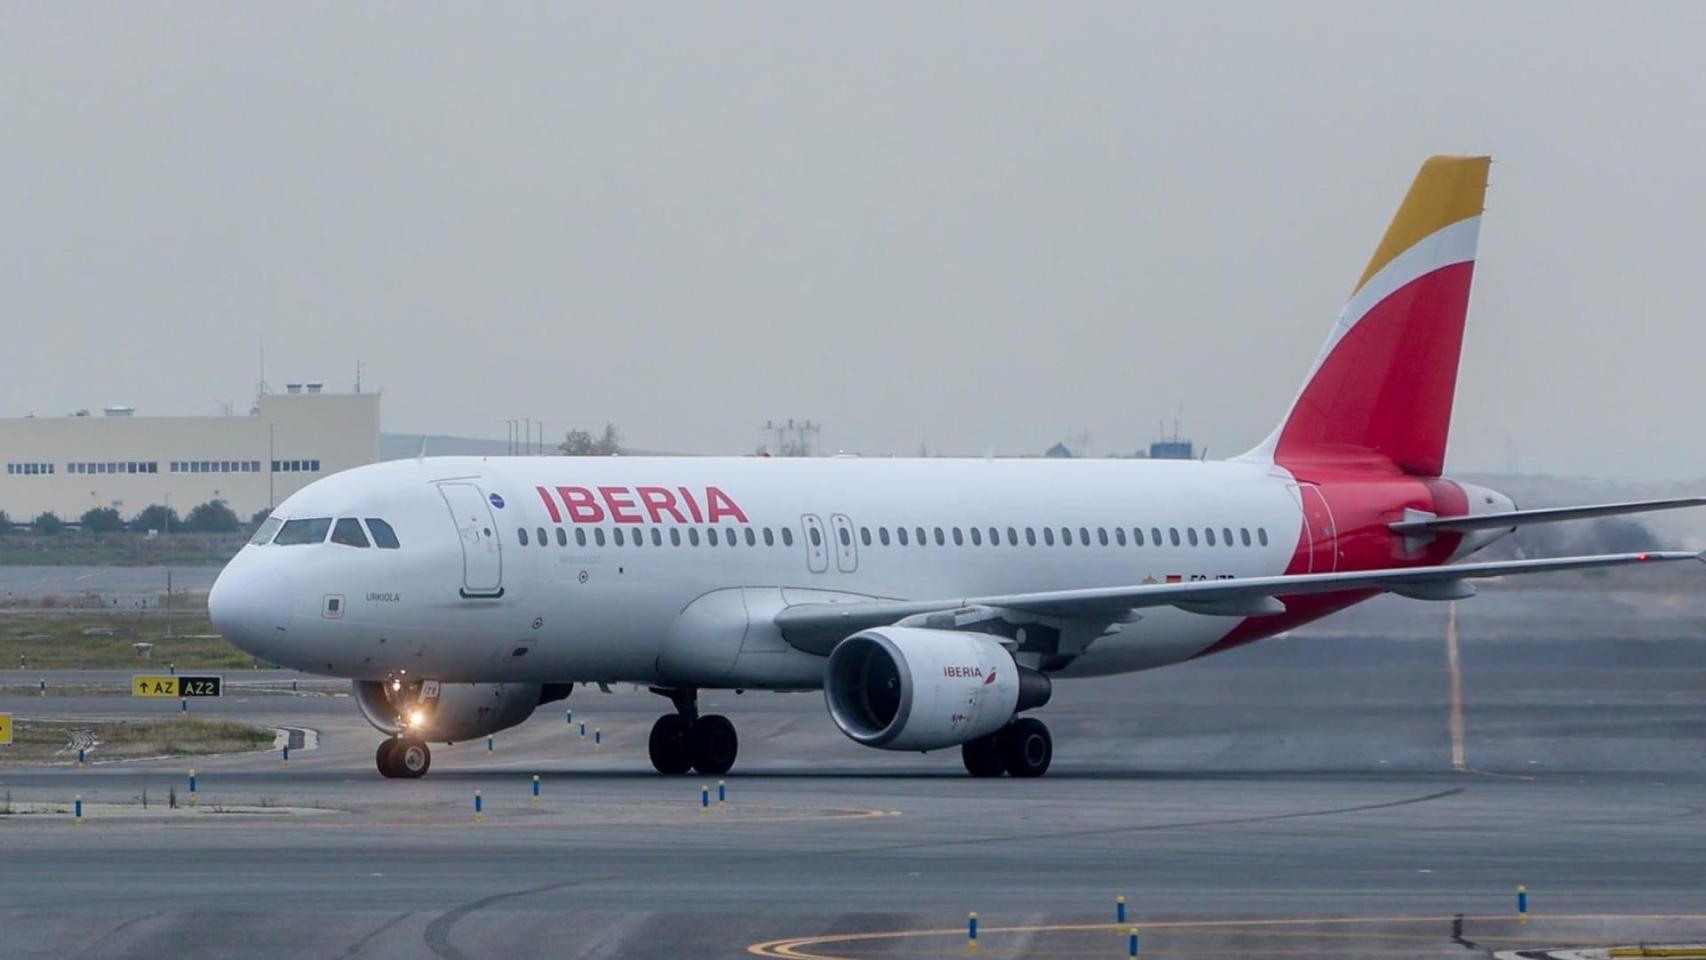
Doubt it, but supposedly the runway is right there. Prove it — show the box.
[1,590,1703,959]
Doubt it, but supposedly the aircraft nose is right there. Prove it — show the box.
[209,561,293,653]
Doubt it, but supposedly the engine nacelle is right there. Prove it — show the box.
[354,680,567,743]
[824,627,1050,752]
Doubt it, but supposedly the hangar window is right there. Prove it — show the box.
[365,519,400,549]
[332,518,371,548]
[274,518,332,545]
[250,517,284,545]
[1258,528,1269,546]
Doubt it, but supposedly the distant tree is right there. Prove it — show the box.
[0,510,11,535]
[249,508,272,526]
[79,507,125,533]
[184,499,241,534]
[131,504,180,534]
[559,423,621,456]
[32,512,65,536]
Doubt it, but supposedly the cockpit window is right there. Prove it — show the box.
[274,518,332,545]
[331,518,370,548]
[249,517,283,546]
[365,519,400,549]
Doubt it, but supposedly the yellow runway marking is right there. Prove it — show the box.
[748,914,1706,960]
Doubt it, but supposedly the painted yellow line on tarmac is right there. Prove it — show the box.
[748,914,1706,960]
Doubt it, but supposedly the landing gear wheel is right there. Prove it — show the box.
[648,714,694,775]
[393,739,431,778]
[689,714,738,775]
[376,738,401,778]
[1000,718,1052,778]
[961,733,1007,777]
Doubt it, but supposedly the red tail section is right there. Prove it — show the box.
[1247,156,1491,477]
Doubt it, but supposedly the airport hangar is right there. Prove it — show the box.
[0,384,380,522]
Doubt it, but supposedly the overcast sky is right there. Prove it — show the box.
[3,3,1704,479]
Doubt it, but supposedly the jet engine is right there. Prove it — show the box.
[353,680,570,743]
[824,627,1051,752]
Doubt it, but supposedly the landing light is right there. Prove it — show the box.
[408,710,426,728]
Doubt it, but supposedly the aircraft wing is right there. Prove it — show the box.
[774,550,1702,655]
[1389,497,1706,534]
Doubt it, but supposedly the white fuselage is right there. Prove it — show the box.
[211,455,1315,687]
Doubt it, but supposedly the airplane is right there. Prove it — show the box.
[209,155,1705,780]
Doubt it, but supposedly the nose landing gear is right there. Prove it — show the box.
[647,687,738,776]
[377,737,431,778]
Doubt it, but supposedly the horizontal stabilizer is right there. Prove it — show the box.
[1389,497,1706,534]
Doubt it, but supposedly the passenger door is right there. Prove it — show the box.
[439,482,504,597]
[801,514,829,574]
[829,513,858,573]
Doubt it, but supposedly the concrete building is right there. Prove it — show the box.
[0,385,380,523]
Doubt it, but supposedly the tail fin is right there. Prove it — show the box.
[1244,155,1491,476]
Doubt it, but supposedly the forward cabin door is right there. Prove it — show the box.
[439,482,504,597]
[801,515,829,574]
[1288,482,1339,574]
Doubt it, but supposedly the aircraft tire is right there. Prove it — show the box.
[690,714,738,776]
[1000,718,1052,778]
[394,739,431,778]
[376,738,401,778]
[961,732,1007,777]
[649,714,694,775]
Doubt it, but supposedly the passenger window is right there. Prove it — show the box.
[631,528,642,547]
[1169,528,1181,546]
[688,528,700,546]
[594,529,606,547]
[652,528,663,546]
[1133,527,1144,546]
[934,527,946,546]
[897,527,909,546]
[708,527,720,546]
[1223,527,1234,548]
[1062,527,1073,547]
[670,528,681,546]
[1187,528,1199,547]
[1043,527,1055,546]
[782,528,794,546]
[1205,528,1216,546]
[809,527,821,547]
[250,517,284,545]
[1098,527,1109,546]
[1007,527,1018,546]
[1115,528,1126,546]
[1258,528,1269,546]
[988,526,1000,546]
[969,527,981,546]
[763,528,775,546]
[860,527,871,547]
[745,528,757,546]
[1025,527,1037,546]
[1151,527,1162,546]
[838,527,850,547]
[332,518,370,548]
[878,527,890,546]
[915,527,926,546]
[577,529,588,547]
[538,526,549,547]
[953,528,965,546]
[725,527,737,547]
[517,528,529,546]
[1241,528,1252,546]
[556,528,568,547]
[615,528,627,547]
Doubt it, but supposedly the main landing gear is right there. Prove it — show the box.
[961,717,1052,778]
[377,737,431,778]
[647,687,738,776]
